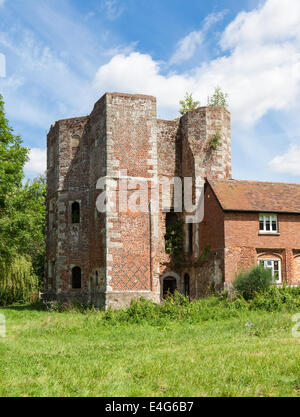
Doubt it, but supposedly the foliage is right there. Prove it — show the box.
[164,219,184,263]
[209,130,222,150]
[176,92,200,119]
[0,94,29,218]
[195,245,211,267]
[0,95,46,287]
[207,86,229,109]
[234,266,273,300]
[101,286,300,326]
[0,256,39,306]
[249,285,300,312]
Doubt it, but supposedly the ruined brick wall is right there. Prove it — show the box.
[46,116,91,300]
[45,93,235,308]
[180,107,231,298]
[224,211,300,284]
[104,93,160,307]
[181,106,231,181]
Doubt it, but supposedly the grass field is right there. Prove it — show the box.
[0,301,299,397]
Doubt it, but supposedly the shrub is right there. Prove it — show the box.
[250,285,300,312]
[0,256,39,306]
[233,266,273,300]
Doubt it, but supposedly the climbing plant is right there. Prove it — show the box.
[209,130,222,150]
[165,219,184,263]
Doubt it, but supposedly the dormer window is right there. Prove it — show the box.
[259,214,278,234]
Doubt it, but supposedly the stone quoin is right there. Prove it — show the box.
[45,92,300,309]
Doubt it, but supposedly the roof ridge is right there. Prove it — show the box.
[208,178,300,186]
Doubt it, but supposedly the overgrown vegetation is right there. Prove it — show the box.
[0,94,45,304]
[234,266,273,300]
[164,219,184,264]
[1,291,300,396]
[101,287,300,325]
[207,86,229,109]
[176,92,200,119]
[194,244,211,267]
[209,130,222,150]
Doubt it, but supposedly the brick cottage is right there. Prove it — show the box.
[44,92,300,309]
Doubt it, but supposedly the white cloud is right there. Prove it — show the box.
[0,0,5,6]
[170,12,226,65]
[94,52,192,113]
[24,148,47,176]
[94,0,300,125]
[221,0,300,49]
[170,31,204,65]
[103,0,125,21]
[0,29,95,127]
[269,144,300,175]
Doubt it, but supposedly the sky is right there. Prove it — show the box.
[0,0,300,183]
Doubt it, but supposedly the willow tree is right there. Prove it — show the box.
[0,94,43,304]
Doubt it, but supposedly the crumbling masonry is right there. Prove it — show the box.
[45,92,231,308]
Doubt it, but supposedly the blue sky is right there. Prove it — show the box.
[1,0,300,182]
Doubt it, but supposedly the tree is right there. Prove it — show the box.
[0,95,45,302]
[0,94,29,216]
[207,86,229,109]
[177,92,200,119]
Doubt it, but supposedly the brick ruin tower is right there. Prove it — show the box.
[45,92,231,308]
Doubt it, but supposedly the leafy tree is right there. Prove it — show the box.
[207,86,229,109]
[0,94,45,299]
[0,94,29,215]
[177,92,200,119]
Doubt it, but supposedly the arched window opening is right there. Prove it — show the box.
[163,277,177,298]
[71,202,80,224]
[72,266,81,289]
[95,271,99,287]
[184,273,190,297]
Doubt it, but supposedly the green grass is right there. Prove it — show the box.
[0,301,300,397]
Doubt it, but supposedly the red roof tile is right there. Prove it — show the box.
[208,179,300,213]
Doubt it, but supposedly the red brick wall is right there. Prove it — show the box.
[224,211,300,284]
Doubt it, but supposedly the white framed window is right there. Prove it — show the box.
[259,214,278,233]
[258,259,282,283]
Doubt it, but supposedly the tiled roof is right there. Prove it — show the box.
[208,179,300,213]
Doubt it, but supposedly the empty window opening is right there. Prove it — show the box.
[184,273,190,297]
[71,135,80,157]
[48,260,55,290]
[95,271,99,287]
[165,211,177,229]
[49,199,55,230]
[49,143,55,168]
[188,223,193,255]
[163,277,177,298]
[71,202,80,224]
[72,266,82,289]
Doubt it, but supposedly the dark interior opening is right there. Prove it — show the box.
[188,223,193,255]
[184,273,190,297]
[71,202,80,224]
[163,277,177,298]
[72,266,81,289]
